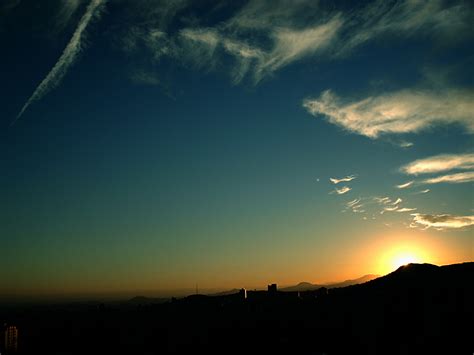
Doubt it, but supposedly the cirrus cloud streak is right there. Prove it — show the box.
[13,0,106,124]
[422,171,474,184]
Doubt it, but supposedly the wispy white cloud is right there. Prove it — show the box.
[401,153,474,175]
[343,198,366,213]
[375,196,412,214]
[399,141,414,148]
[130,69,160,86]
[112,0,471,86]
[337,0,471,54]
[381,206,399,214]
[181,31,264,83]
[416,189,431,194]
[179,28,221,68]
[55,0,82,32]
[226,0,469,80]
[303,89,474,138]
[391,198,402,205]
[422,171,474,184]
[179,15,342,83]
[396,181,414,189]
[333,186,351,195]
[346,198,360,208]
[254,16,343,81]
[330,174,357,184]
[396,207,417,213]
[13,0,106,124]
[225,0,321,31]
[411,213,474,230]
[181,28,219,48]
[374,197,391,205]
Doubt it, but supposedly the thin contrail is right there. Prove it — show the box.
[12,0,106,125]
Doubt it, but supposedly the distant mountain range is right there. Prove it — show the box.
[128,262,473,303]
[279,274,379,292]
[127,296,170,304]
[128,273,380,302]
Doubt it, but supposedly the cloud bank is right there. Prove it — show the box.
[114,0,471,85]
[401,153,474,175]
[411,213,474,230]
[13,0,106,124]
[303,89,474,138]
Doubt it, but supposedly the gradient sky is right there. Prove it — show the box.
[1,0,473,299]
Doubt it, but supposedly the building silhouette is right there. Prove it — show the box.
[5,325,18,353]
[267,283,277,294]
[239,288,247,300]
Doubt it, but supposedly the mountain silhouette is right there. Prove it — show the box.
[5,262,472,355]
[280,273,379,291]
[127,296,169,304]
[338,262,473,293]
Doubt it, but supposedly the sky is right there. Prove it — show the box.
[1,0,473,300]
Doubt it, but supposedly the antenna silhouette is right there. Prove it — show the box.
[195,283,199,295]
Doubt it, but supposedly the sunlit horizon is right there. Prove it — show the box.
[1,0,473,303]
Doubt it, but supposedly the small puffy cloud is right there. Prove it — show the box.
[422,171,474,184]
[303,90,474,138]
[330,174,357,184]
[411,213,474,230]
[334,186,351,195]
[396,181,414,189]
[401,153,474,175]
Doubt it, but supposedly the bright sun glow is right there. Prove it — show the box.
[391,253,420,270]
[376,241,431,275]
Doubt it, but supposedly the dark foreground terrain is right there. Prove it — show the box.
[1,262,473,355]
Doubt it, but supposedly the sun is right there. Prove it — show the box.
[377,243,430,275]
[391,253,420,270]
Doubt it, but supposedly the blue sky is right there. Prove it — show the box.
[1,0,473,298]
